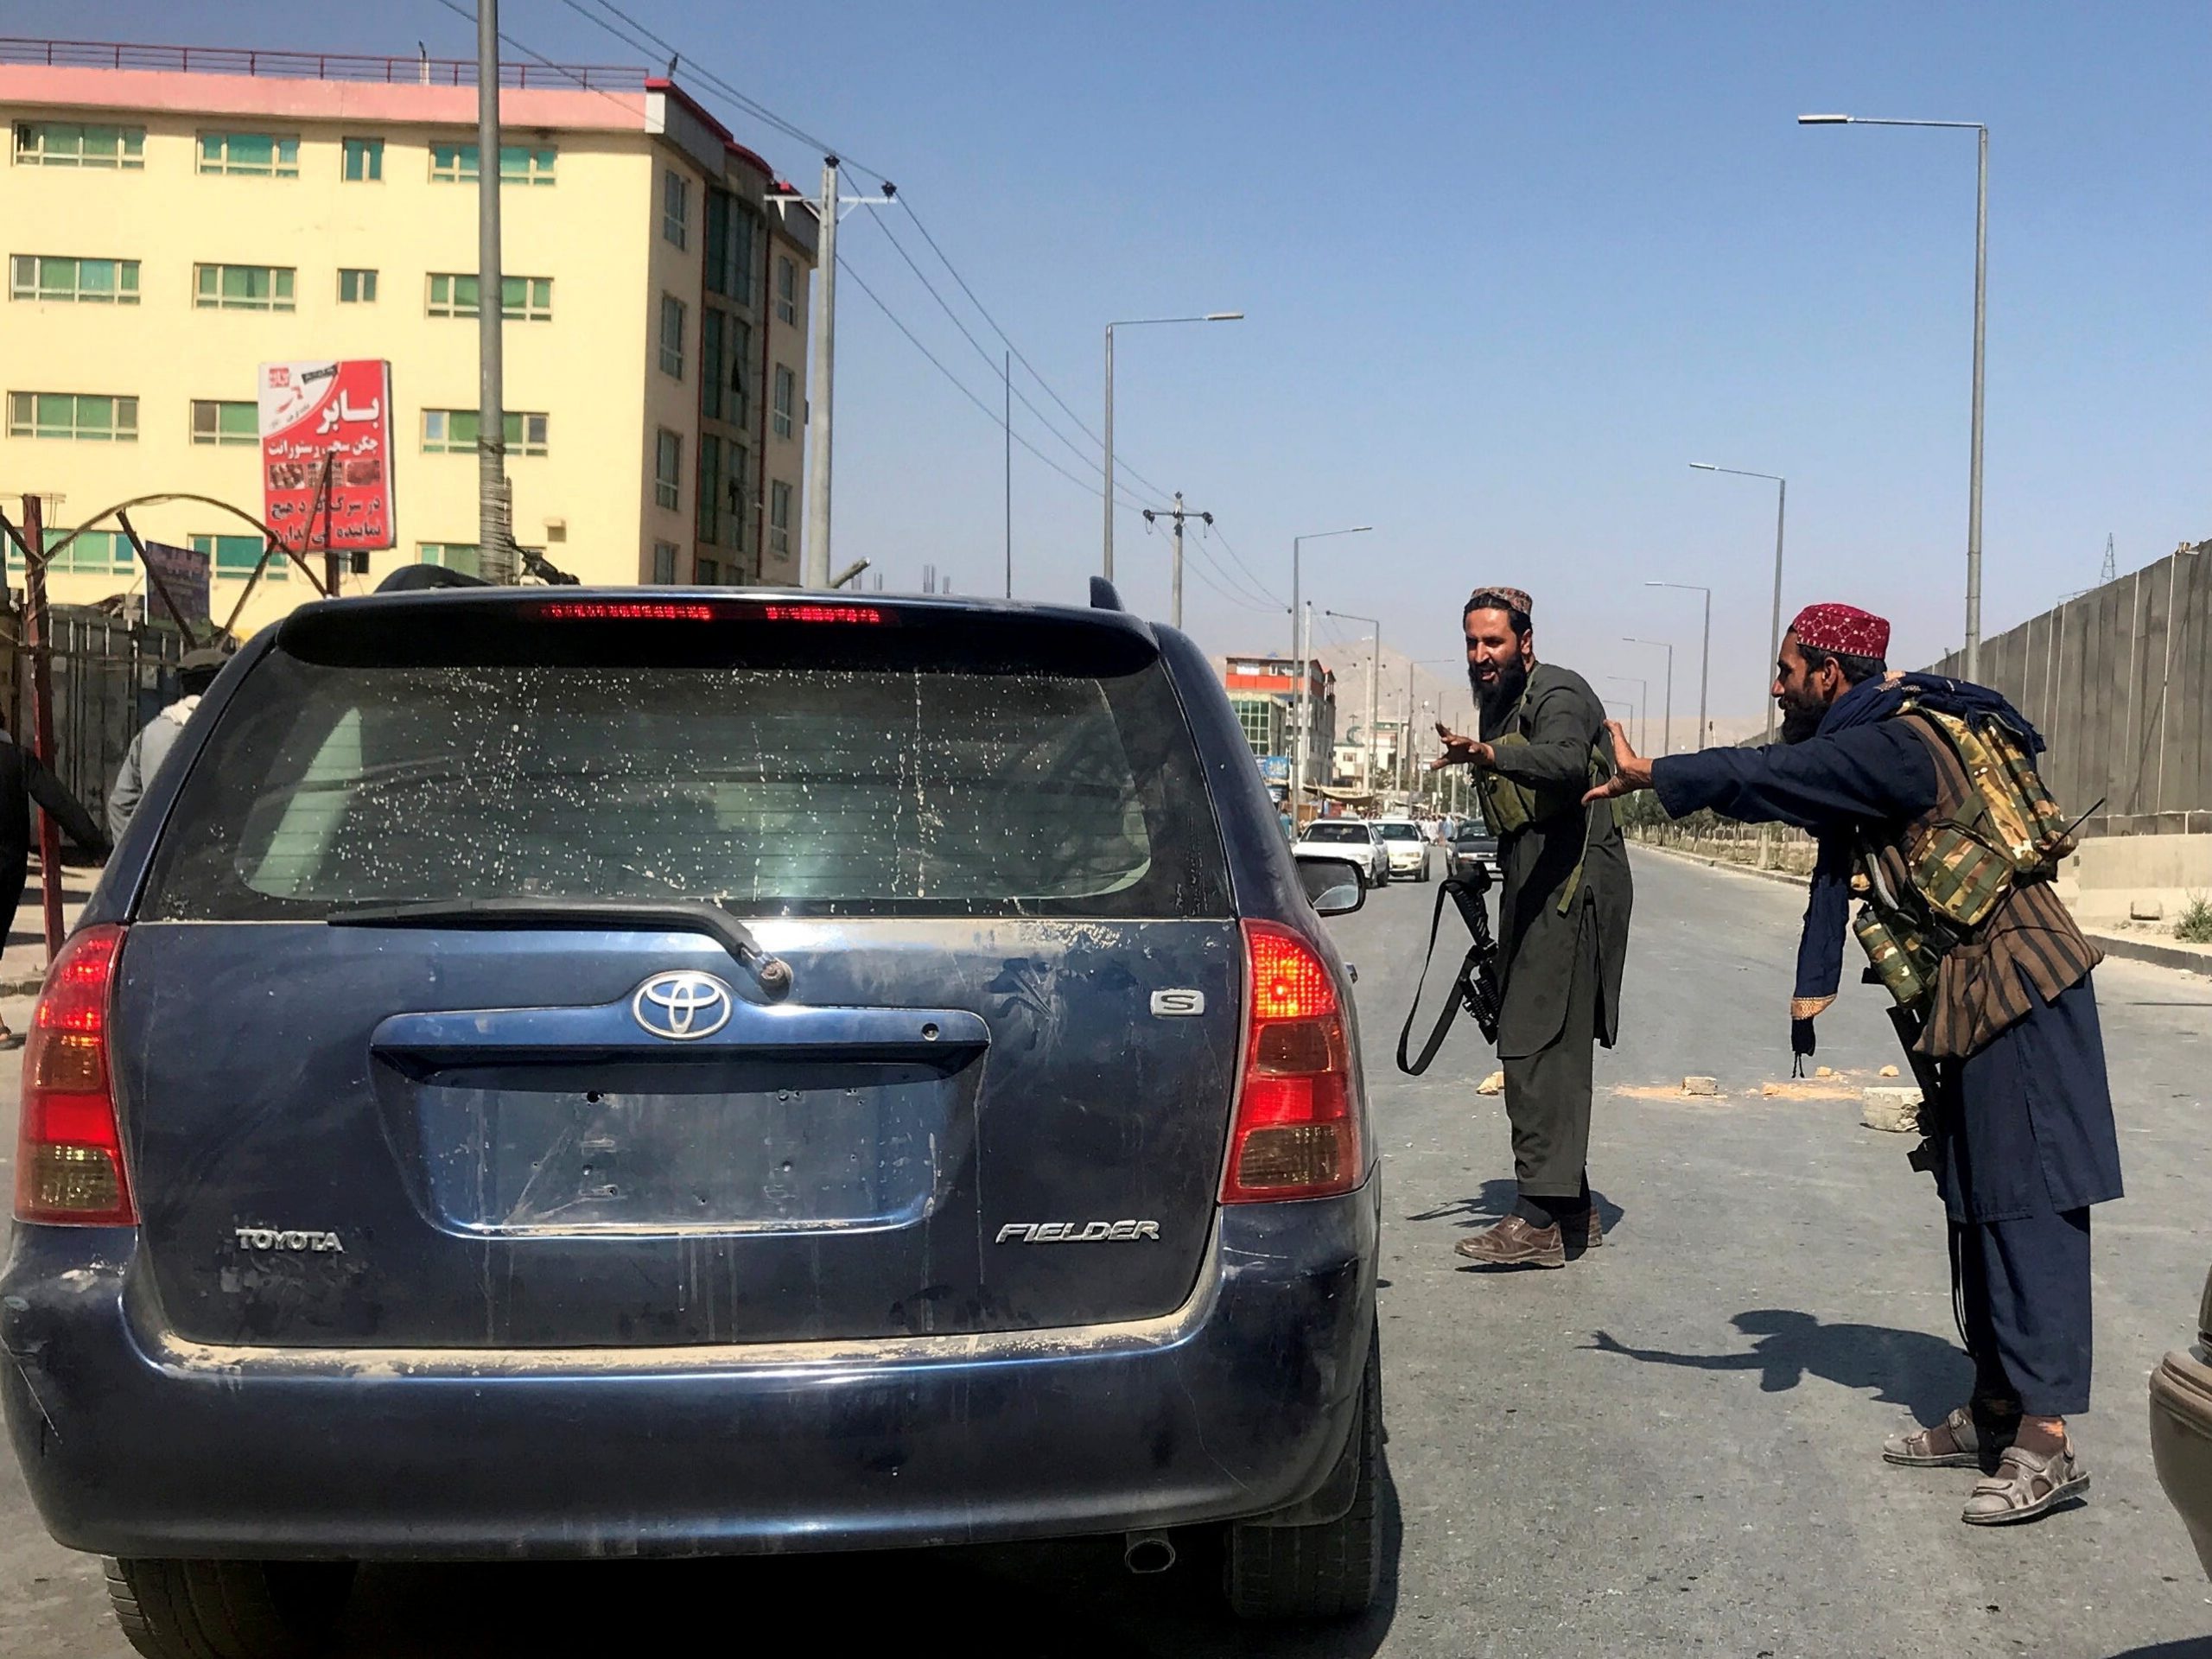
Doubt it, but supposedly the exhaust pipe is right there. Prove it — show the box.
[1122,1529,1177,1574]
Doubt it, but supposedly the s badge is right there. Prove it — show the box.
[1149,989,1205,1017]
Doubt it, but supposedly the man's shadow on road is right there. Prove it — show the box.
[1588,1309,1974,1422]
[1404,1176,1625,1241]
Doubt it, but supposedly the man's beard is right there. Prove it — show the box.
[1472,657,1529,722]
[1778,695,1826,744]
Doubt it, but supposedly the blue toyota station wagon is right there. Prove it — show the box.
[3,582,1382,1654]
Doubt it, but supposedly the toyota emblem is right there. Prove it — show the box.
[632,971,735,1041]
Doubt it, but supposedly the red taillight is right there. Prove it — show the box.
[1222,920,1360,1204]
[760,603,886,625]
[538,601,718,621]
[15,925,134,1225]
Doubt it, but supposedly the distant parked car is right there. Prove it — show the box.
[3,582,1386,1653]
[1370,817,1432,883]
[2151,1265,2212,1580]
[1446,815,1500,884]
[1296,819,1389,888]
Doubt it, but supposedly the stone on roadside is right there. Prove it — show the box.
[1862,1085,1924,1135]
[1682,1076,1719,1096]
[1815,1065,1834,1077]
[1879,1065,1900,1077]
[1478,1070,1504,1096]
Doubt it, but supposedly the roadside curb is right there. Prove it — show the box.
[1628,840,1806,889]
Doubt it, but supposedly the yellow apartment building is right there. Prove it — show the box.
[0,39,817,638]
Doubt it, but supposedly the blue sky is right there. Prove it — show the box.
[29,2,2209,719]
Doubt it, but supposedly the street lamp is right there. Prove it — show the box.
[1605,676,1648,755]
[1102,312,1243,582]
[1323,608,1382,801]
[1289,525,1372,813]
[1646,582,1710,751]
[1800,111,1988,679]
[1623,637,1674,755]
[1691,462,1788,747]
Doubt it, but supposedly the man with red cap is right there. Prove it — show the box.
[1586,604,2121,1528]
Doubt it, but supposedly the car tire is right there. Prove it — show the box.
[105,1558,355,1659]
[1224,1334,1382,1622]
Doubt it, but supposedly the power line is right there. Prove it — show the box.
[1203,520,1287,610]
[424,0,643,120]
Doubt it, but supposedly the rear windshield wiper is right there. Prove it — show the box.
[328,897,794,1000]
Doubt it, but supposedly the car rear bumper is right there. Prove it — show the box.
[2150,1344,2212,1580]
[3,1184,1378,1561]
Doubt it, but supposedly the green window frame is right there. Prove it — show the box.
[426,272,551,321]
[696,556,720,585]
[338,268,378,303]
[12,122,144,169]
[7,391,138,442]
[429,143,556,185]
[190,399,258,446]
[191,533,283,581]
[194,264,296,312]
[654,429,681,512]
[420,543,482,577]
[701,309,726,421]
[341,137,384,181]
[422,410,549,457]
[728,443,750,555]
[729,319,752,425]
[697,433,721,543]
[197,132,300,178]
[4,529,132,574]
[10,254,139,304]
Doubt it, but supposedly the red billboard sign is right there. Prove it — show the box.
[257,359,396,552]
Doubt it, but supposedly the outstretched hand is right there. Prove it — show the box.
[1430,720,1493,772]
[1582,720,1654,804]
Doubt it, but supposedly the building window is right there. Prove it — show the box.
[419,543,481,577]
[190,399,258,446]
[701,309,725,421]
[729,443,750,554]
[5,529,133,574]
[696,556,720,585]
[658,293,685,378]
[427,273,552,321]
[10,254,139,304]
[772,364,795,440]
[775,256,798,325]
[191,533,283,581]
[769,480,792,563]
[341,137,384,181]
[697,433,721,543]
[14,122,144,169]
[423,410,549,456]
[728,319,753,424]
[663,168,690,248]
[197,132,301,177]
[652,541,678,583]
[654,429,682,512]
[429,143,556,185]
[7,391,137,442]
[194,264,295,312]
[704,191,758,303]
[338,268,378,303]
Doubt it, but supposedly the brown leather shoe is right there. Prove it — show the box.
[1453,1215,1567,1268]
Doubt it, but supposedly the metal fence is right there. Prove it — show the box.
[3,604,188,837]
[1928,542,2211,836]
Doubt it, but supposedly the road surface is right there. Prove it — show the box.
[4,848,2209,1656]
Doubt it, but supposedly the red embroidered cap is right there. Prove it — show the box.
[1789,602,1890,659]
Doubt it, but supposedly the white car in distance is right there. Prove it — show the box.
[1370,817,1433,883]
[1294,819,1390,888]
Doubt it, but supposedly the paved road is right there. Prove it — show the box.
[5,849,2210,1656]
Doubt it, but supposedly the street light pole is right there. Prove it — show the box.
[1646,581,1710,750]
[1288,524,1372,817]
[1606,677,1648,754]
[1624,637,1674,755]
[1323,608,1381,802]
[1691,462,1789,747]
[1100,311,1243,582]
[1800,112,1987,678]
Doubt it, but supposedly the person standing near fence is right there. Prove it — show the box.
[0,709,107,1048]
[1585,603,2120,1528]
[106,647,227,843]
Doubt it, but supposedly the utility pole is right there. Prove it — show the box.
[1624,636,1674,755]
[1141,493,1212,630]
[801,158,894,588]
[474,0,514,582]
[1003,350,1012,598]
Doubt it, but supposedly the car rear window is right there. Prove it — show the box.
[1376,823,1419,841]
[1303,823,1368,843]
[137,603,1230,921]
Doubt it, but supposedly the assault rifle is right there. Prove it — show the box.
[1396,867,1505,1075]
